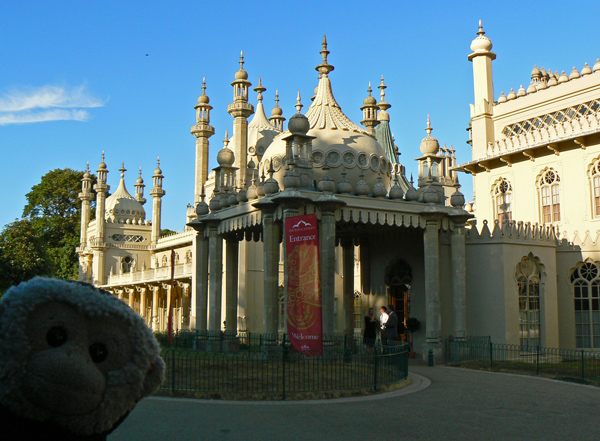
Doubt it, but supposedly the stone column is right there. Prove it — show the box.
[137,286,148,325]
[359,238,371,295]
[179,282,191,330]
[149,285,160,331]
[450,212,471,339]
[192,227,209,333]
[422,210,443,359]
[225,237,239,351]
[207,223,223,350]
[126,287,135,311]
[255,200,279,337]
[341,237,355,337]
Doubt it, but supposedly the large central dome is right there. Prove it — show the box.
[259,41,391,191]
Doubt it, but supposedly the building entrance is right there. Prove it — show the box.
[385,258,413,342]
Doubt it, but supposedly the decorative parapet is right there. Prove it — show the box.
[156,229,196,247]
[466,219,558,245]
[104,262,193,287]
[557,230,600,251]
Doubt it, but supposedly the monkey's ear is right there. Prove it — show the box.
[141,357,165,397]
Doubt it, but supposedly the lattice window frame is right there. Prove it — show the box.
[570,260,600,349]
[536,168,561,224]
[492,177,513,223]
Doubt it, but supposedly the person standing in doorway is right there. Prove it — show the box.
[385,304,399,341]
[379,306,389,342]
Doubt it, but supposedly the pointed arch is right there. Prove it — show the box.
[586,154,600,217]
[570,258,600,348]
[515,253,545,347]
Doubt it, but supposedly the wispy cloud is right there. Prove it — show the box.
[0,85,104,125]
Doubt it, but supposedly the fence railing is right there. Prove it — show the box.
[445,337,600,384]
[158,331,409,399]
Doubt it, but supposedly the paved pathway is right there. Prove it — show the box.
[110,364,600,441]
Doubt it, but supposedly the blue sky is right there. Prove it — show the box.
[1,1,599,232]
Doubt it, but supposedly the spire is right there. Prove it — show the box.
[254,77,266,102]
[315,34,334,76]
[477,19,484,36]
[375,78,397,163]
[269,90,286,131]
[295,91,303,113]
[426,114,432,136]
[377,75,391,115]
[134,166,146,205]
[248,78,275,131]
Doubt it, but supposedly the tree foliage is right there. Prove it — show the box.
[0,219,50,293]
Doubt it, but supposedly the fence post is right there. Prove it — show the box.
[282,334,287,401]
[489,339,493,367]
[581,350,585,382]
[536,346,540,376]
[170,350,175,395]
[373,347,379,391]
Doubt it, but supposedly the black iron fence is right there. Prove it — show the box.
[157,331,409,399]
[445,337,600,385]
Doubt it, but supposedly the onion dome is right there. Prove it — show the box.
[217,129,235,166]
[388,176,404,200]
[235,51,249,80]
[372,175,387,198]
[405,176,419,201]
[581,62,592,76]
[470,20,493,54]
[526,83,537,94]
[288,92,310,135]
[540,67,549,81]
[263,163,280,195]
[256,172,266,197]
[198,78,210,104]
[594,58,600,73]
[420,115,440,155]
[282,167,301,190]
[247,171,258,200]
[377,75,391,121]
[336,172,352,194]
[516,84,527,97]
[355,174,370,196]
[537,80,547,91]
[209,193,221,212]
[105,164,146,224]
[153,158,162,176]
[317,167,336,193]
[228,189,239,206]
[237,186,248,203]
[547,70,558,87]
[558,70,569,84]
[196,196,209,216]
[271,91,283,116]
[531,65,541,79]
[507,88,517,100]
[497,91,507,103]
[363,83,377,106]
[450,187,465,208]
[569,66,581,80]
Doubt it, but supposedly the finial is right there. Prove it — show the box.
[223,129,230,148]
[202,77,206,94]
[275,90,280,106]
[316,34,334,75]
[425,115,432,136]
[410,174,414,185]
[239,51,244,69]
[254,77,266,101]
[119,162,126,178]
[101,151,105,162]
[367,82,373,97]
[477,19,484,36]
[157,157,160,167]
[377,75,391,111]
[295,91,303,113]
[86,162,90,172]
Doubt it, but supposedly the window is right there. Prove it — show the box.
[538,169,560,223]
[494,179,512,223]
[571,261,600,348]
[516,256,542,348]
[354,291,363,330]
[589,159,600,217]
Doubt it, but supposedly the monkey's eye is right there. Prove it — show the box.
[46,326,68,347]
[89,343,108,363]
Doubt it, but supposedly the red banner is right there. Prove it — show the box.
[285,214,322,354]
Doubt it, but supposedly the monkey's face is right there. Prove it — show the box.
[23,302,132,416]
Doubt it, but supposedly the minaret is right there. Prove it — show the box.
[468,20,496,159]
[360,82,379,135]
[78,162,94,248]
[227,51,254,188]
[92,152,109,285]
[150,158,165,245]
[375,76,398,163]
[134,167,146,205]
[191,78,215,203]
[269,90,286,132]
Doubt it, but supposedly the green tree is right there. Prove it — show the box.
[22,168,96,280]
[0,219,50,293]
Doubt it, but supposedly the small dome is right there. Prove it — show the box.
[497,91,507,103]
[217,147,235,166]
[517,84,527,97]
[450,188,465,208]
[355,176,370,196]
[558,70,569,84]
[581,62,592,76]
[507,88,517,100]
[593,58,600,73]
[372,176,387,198]
[569,66,580,80]
[531,65,541,77]
[388,181,404,200]
[419,116,439,155]
[196,200,209,216]
[105,169,146,224]
[235,68,248,80]
[271,104,283,116]
[405,185,419,202]
[526,83,537,94]
[198,93,209,105]
[288,113,310,135]
[470,21,493,54]
[547,71,558,87]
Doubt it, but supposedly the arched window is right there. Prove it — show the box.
[538,169,560,223]
[493,179,512,223]
[161,255,168,267]
[571,261,600,348]
[516,255,541,348]
[589,158,600,217]
[121,256,133,273]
